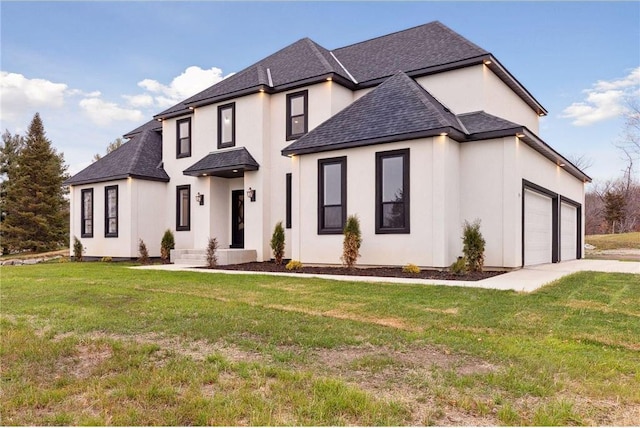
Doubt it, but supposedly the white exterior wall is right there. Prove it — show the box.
[294,137,462,268]
[130,180,167,257]
[417,64,539,132]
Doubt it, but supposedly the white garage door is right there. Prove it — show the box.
[524,189,553,266]
[561,202,577,261]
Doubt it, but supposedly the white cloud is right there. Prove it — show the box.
[561,67,640,126]
[136,65,233,108]
[0,71,68,121]
[79,97,144,127]
[122,93,154,108]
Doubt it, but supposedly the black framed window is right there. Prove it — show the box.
[176,185,191,231]
[81,188,93,238]
[318,157,346,234]
[376,149,410,234]
[286,90,308,140]
[286,173,292,229]
[218,103,235,149]
[105,185,118,237]
[177,117,191,158]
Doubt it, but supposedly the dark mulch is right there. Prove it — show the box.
[207,261,506,281]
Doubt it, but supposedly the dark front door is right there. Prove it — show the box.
[231,190,244,248]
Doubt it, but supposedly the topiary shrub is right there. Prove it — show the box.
[160,229,175,264]
[402,263,421,274]
[206,237,218,268]
[341,214,362,269]
[138,239,150,265]
[73,236,83,262]
[285,260,303,271]
[450,256,467,276]
[270,221,285,265]
[462,219,485,272]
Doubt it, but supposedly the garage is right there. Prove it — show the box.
[561,202,578,261]
[524,188,553,266]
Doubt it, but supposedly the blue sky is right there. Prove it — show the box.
[1,1,639,184]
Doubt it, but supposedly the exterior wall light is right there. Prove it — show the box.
[247,187,256,202]
[516,133,525,138]
[439,132,448,136]
[195,192,204,205]
[483,59,492,65]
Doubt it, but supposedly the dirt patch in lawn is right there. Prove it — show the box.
[207,261,505,281]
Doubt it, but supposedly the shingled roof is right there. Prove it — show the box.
[333,21,487,85]
[65,129,169,186]
[282,72,467,156]
[183,147,259,178]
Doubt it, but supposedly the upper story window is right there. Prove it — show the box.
[81,188,93,238]
[376,149,410,234]
[177,118,191,158]
[176,185,191,231]
[218,103,235,149]
[318,157,346,234]
[105,185,118,237]
[286,90,308,140]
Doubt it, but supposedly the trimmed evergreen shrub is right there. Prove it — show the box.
[402,263,421,274]
[270,221,285,264]
[450,256,467,276]
[138,239,150,265]
[462,219,485,272]
[160,229,175,263]
[72,236,83,262]
[206,237,219,268]
[341,215,362,269]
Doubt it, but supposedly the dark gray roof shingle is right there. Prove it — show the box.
[183,147,259,178]
[123,119,163,138]
[282,72,465,155]
[65,129,169,186]
[457,111,521,135]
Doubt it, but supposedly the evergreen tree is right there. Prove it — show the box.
[0,131,25,253]
[0,113,69,253]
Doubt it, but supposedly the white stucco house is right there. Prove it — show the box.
[65,21,590,268]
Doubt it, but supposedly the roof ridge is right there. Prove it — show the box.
[304,38,335,74]
[398,73,462,130]
[128,131,147,174]
[333,21,443,51]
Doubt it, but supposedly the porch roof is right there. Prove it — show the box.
[183,147,259,178]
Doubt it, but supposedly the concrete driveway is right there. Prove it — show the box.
[136,258,639,293]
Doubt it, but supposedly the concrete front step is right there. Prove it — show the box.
[170,248,257,266]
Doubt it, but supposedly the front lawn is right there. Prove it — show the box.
[1,263,638,425]
[586,232,640,250]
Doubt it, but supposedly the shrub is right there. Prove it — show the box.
[206,237,218,268]
[462,219,485,272]
[72,236,83,262]
[450,256,467,276]
[100,256,112,263]
[402,263,421,274]
[270,221,285,265]
[137,239,150,265]
[160,229,175,264]
[341,214,362,269]
[286,260,303,271]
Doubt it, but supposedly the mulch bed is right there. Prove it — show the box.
[207,261,506,281]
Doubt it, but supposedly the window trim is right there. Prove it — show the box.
[217,102,236,149]
[317,156,346,235]
[176,185,191,231]
[81,188,93,238]
[286,173,292,229]
[104,185,118,238]
[176,117,192,158]
[286,90,308,141]
[375,149,410,234]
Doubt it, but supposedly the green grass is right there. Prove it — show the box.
[586,232,640,250]
[2,263,639,425]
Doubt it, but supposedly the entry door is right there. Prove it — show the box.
[524,189,553,266]
[561,202,578,261]
[231,190,244,248]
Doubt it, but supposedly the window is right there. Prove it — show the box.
[218,103,235,149]
[176,185,191,231]
[286,173,292,229]
[286,90,308,140]
[81,188,93,238]
[105,185,118,237]
[176,118,191,158]
[376,149,410,234]
[318,157,346,234]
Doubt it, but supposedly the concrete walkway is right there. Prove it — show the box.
[135,259,639,293]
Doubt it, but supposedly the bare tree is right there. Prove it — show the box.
[93,137,125,162]
[566,153,593,171]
